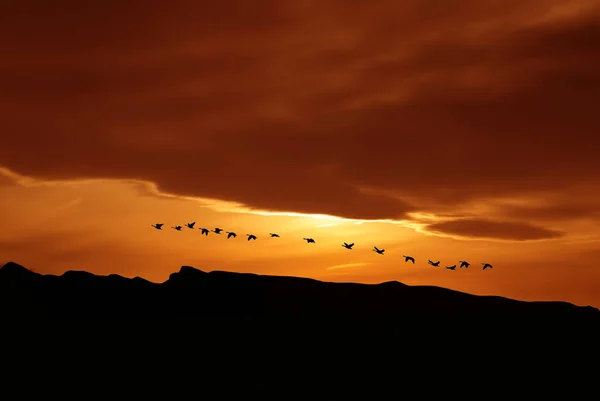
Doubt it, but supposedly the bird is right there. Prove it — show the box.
[151,223,164,230]
[403,255,415,264]
[446,265,456,270]
[459,260,470,268]
[341,242,354,250]
[226,231,237,239]
[373,246,385,255]
[199,228,209,236]
[269,233,280,237]
[185,222,196,229]
[303,238,315,243]
[212,228,224,234]
[172,225,182,231]
[246,234,257,241]
[482,263,493,270]
[428,260,440,267]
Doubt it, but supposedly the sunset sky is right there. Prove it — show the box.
[1,0,600,307]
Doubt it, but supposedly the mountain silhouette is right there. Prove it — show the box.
[1,261,598,329]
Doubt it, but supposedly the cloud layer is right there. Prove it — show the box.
[425,219,564,241]
[1,0,599,240]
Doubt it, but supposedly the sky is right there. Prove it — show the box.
[1,0,600,307]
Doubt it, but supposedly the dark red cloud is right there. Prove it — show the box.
[1,1,599,234]
[424,219,564,241]
[497,202,600,223]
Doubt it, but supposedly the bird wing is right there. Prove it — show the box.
[349,243,354,247]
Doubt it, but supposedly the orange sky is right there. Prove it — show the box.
[1,1,600,307]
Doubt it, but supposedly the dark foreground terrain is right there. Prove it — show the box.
[1,261,598,331]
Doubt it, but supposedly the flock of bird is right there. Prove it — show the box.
[150,222,494,271]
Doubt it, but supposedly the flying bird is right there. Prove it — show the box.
[151,223,164,230]
[226,231,237,239]
[342,242,354,250]
[246,234,257,241]
[212,228,224,234]
[172,225,183,231]
[482,263,493,270]
[185,222,196,229]
[269,233,280,237]
[373,246,385,255]
[403,255,415,264]
[446,265,456,270]
[303,238,315,243]
[459,260,470,268]
[428,260,440,267]
[199,228,209,236]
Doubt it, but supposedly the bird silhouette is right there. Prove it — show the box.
[151,221,496,276]
[403,255,415,264]
[373,246,385,255]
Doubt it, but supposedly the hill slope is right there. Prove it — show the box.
[1,262,598,328]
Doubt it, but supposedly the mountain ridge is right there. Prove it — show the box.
[1,261,598,326]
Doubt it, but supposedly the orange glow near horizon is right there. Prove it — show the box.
[1,169,599,308]
[1,1,600,308]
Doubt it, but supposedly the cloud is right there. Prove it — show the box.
[1,1,599,231]
[424,219,564,241]
[496,201,600,222]
[325,262,371,271]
